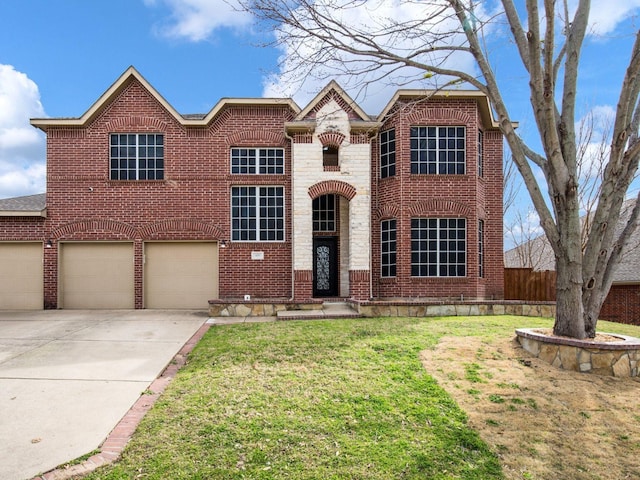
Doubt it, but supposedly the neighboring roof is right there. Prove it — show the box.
[505,198,640,283]
[31,66,301,131]
[0,193,47,217]
[504,234,555,271]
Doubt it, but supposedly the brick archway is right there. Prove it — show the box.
[50,219,137,240]
[308,180,357,200]
[139,219,224,240]
[317,131,346,149]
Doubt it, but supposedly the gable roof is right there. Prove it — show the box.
[505,198,640,283]
[0,193,47,217]
[294,80,372,122]
[31,66,301,132]
[285,80,380,134]
[378,89,504,130]
[30,66,503,138]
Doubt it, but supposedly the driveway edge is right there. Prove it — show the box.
[31,323,211,480]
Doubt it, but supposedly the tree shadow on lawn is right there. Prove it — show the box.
[421,335,640,480]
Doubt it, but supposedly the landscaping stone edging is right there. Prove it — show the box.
[209,300,557,319]
[516,328,640,377]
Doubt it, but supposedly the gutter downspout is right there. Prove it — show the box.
[369,129,379,301]
[285,128,296,302]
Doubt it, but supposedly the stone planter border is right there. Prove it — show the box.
[516,328,640,377]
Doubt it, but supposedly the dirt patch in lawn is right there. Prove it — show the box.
[420,335,640,480]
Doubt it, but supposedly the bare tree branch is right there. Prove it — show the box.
[242,0,640,339]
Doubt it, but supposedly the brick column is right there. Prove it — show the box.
[349,269,371,301]
[294,270,313,301]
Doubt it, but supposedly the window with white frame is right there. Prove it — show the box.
[381,219,397,277]
[110,133,164,180]
[231,186,284,241]
[410,126,466,175]
[411,218,466,277]
[313,195,336,232]
[231,148,284,174]
[380,128,396,178]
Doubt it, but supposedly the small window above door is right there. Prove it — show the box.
[323,145,339,169]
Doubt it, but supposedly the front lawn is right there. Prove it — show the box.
[84,315,640,479]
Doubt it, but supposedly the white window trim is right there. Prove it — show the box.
[230,147,285,175]
[411,217,467,277]
[109,133,164,181]
[230,185,286,242]
[410,126,466,175]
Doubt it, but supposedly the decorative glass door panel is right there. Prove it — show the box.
[313,237,338,297]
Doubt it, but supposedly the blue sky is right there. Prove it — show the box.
[1,0,640,241]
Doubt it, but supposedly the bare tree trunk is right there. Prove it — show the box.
[554,256,586,338]
[584,288,607,338]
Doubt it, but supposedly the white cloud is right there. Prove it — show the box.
[511,209,543,237]
[262,0,494,114]
[587,0,640,36]
[143,0,640,114]
[575,105,615,182]
[0,65,46,199]
[146,0,252,41]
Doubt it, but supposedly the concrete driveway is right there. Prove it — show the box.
[0,310,208,480]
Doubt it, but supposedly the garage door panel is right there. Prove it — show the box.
[60,243,134,309]
[144,242,218,309]
[0,243,43,309]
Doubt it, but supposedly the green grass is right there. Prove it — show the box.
[82,315,639,480]
[464,362,486,383]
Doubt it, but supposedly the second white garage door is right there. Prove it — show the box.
[144,242,218,309]
[59,242,135,309]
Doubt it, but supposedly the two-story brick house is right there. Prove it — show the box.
[0,67,504,311]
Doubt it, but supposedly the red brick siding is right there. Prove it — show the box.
[349,270,371,300]
[41,79,296,307]
[370,98,504,300]
[294,270,313,300]
[0,217,45,240]
[4,77,504,307]
[600,284,640,325]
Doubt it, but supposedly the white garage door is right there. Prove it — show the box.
[60,242,134,309]
[144,242,218,309]
[0,242,43,310]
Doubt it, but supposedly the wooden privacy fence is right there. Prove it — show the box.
[504,268,556,301]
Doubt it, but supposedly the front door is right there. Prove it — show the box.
[313,237,338,297]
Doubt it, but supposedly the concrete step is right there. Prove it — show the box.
[276,301,361,320]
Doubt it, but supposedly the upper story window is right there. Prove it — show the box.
[231,186,284,242]
[380,129,396,178]
[478,130,484,177]
[411,218,466,277]
[410,126,466,175]
[110,133,164,180]
[231,148,284,174]
[313,194,336,232]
